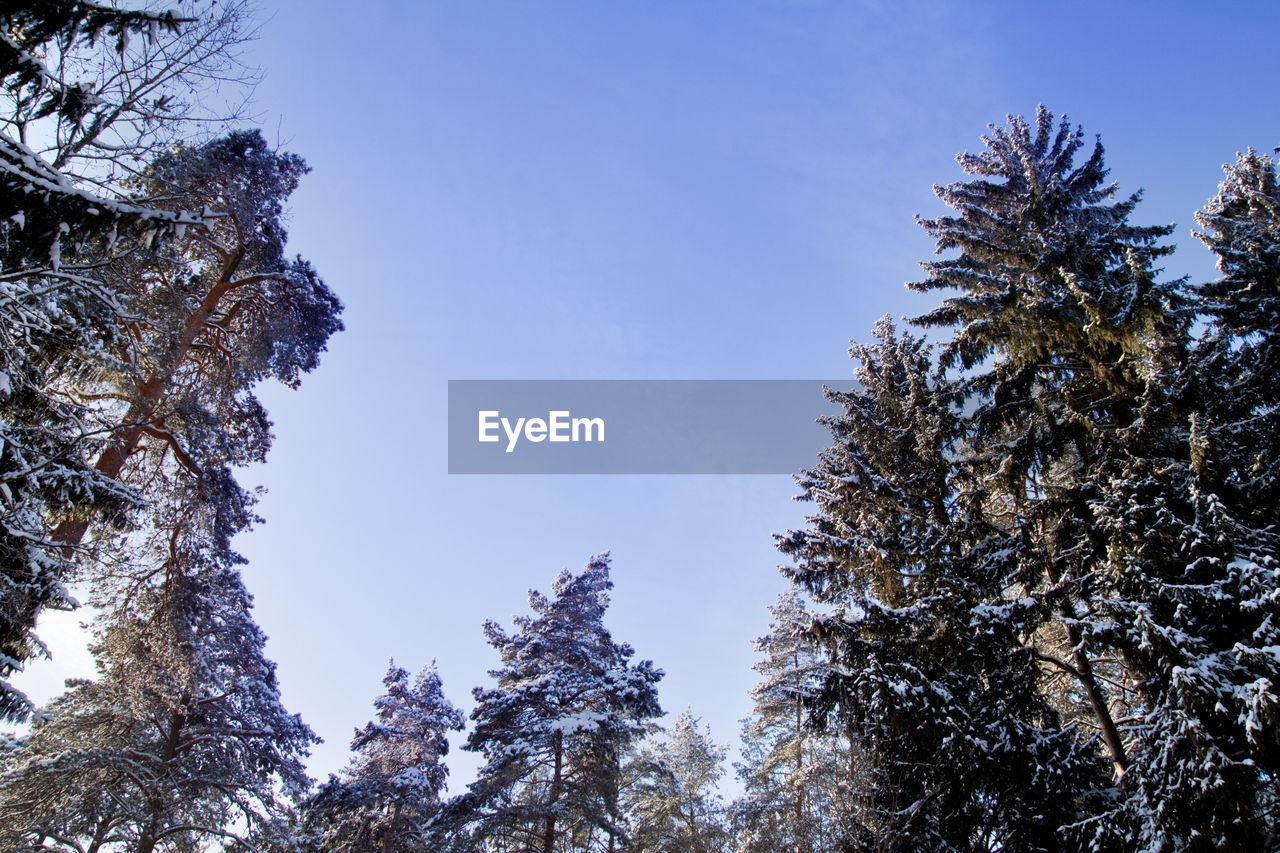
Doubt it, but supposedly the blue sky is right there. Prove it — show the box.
[18,0,1280,792]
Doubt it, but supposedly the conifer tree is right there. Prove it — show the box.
[733,593,858,853]
[0,499,317,852]
[622,708,730,853]
[0,1,211,721]
[1194,148,1280,519]
[0,124,339,852]
[301,661,465,852]
[780,317,1102,851]
[787,108,1280,851]
[1061,147,1280,852]
[52,128,343,555]
[460,555,663,853]
[906,107,1189,781]
[909,109,1280,851]
[0,0,286,722]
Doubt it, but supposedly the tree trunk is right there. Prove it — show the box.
[381,801,402,853]
[793,649,806,853]
[542,730,563,853]
[1043,561,1129,777]
[54,247,249,548]
[135,709,185,853]
[1065,621,1129,778]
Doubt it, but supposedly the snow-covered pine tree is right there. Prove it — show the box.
[732,592,858,853]
[0,0,285,723]
[300,660,465,852]
[894,107,1279,850]
[0,121,338,836]
[52,128,343,555]
[622,708,730,853]
[1194,148,1280,521]
[778,317,1104,851]
[1080,394,1280,851]
[459,555,663,853]
[0,498,318,852]
[0,1,216,722]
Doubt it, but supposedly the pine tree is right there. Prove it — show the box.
[0,500,318,852]
[52,128,343,555]
[906,107,1190,782]
[0,0,278,722]
[733,593,859,853]
[818,108,1280,851]
[459,555,663,852]
[0,1,212,721]
[1193,148,1280,519]
[0,122,338,846]
[622,708,729,853]
[301,661,465,852]
[1058,147,1280,852]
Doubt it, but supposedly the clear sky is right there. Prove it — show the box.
[17,0,1280,794]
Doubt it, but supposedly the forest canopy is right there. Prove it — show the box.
[1,3,1277,851]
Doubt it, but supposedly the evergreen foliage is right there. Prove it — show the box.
[300,661,465,852]
[0,501,318,852]
[0,0,279,722]
[0,4,343,847]
[0,0,203,721]
[623,708,730,853]
[780,316,1102,851]
[780,109,1280,851]
[459,555,663,853]
[732,593,860,853]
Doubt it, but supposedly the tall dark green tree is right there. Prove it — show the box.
[780,317,1102,851]
[1068,147,1280,852]
[1194,148,1280,518]
[787,108,1280,851]
[909,110,1280,852]
[905,107,1190,786]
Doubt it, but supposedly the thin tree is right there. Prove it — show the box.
[623,708,730,853]
[460,555,663,853]
[301,661,465,852]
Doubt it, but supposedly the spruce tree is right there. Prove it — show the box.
[1193,148,1280,519]
[825,107,1280,851]
[779,318,1102,851]
[1062,147,1280,852]
[906,108,1192,783]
